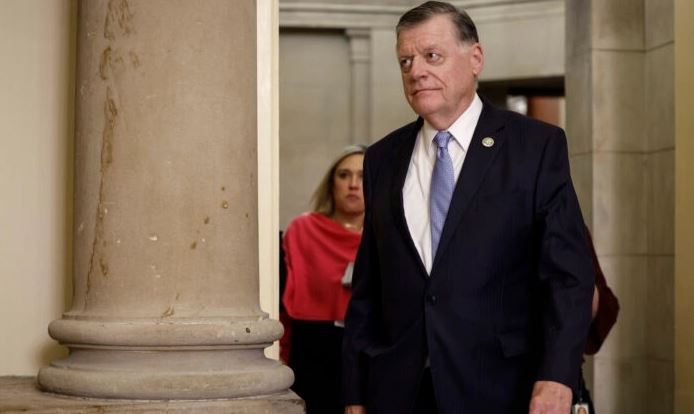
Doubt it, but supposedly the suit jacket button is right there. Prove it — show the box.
[427,295,437,304]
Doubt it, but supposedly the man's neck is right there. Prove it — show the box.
[424,95,475,131]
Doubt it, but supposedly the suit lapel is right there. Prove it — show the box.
[432,101,509,270]
[390,118,430,277]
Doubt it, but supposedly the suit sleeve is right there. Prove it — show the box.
[342,148,381,406]
[534,129,595,393]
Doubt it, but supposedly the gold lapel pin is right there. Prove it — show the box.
[482,137,495,148]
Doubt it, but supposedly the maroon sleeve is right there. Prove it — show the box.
[279,309,292,364]
[278,230,291,364]
[584,229,620,355]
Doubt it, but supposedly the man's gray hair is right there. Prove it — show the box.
[396,1,479,44]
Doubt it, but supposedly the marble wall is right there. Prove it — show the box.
[565,0,674,412]
[645,1,675,411]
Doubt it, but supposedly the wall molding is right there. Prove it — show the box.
[279,0,564,30]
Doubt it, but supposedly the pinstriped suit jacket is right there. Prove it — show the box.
[342,99,595,414]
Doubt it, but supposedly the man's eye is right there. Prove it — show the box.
[427,52,441,62]
[399,58,412,70]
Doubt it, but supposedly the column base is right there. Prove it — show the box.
[39,316,293,400]
[38,348,294,400]
[1,376,304,413]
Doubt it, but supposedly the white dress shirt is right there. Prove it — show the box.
[402,93,483,274]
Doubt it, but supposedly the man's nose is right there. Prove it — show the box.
[409,57,427,80]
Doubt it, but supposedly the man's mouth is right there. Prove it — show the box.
[413,88,436,96]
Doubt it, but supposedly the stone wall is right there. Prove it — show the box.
[565,0,675,412]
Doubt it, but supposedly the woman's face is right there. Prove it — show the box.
[332,153,365,216]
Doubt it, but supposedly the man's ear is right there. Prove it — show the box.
[470,43,484,76]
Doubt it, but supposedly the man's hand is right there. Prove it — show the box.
[528,380,572,414]
[345,405,366,414]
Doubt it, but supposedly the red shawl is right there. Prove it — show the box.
[282,212,361,321]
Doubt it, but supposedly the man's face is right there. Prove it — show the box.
[397,14,483,130]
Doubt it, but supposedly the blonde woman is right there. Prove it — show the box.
[280,145,366,414]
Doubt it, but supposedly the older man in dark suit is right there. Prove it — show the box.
[342,2,595,414]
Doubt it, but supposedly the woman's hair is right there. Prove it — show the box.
[311,144,367,216]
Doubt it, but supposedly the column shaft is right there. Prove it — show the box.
[38,0,293,400]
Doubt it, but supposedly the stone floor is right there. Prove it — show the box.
[0,377,304,413]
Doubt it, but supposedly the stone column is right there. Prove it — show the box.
[565,0,674,412]
[346,28,371,144]
[38,0,293,400]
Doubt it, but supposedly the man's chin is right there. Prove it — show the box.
[411,104,438,119]
[408,95,437,110]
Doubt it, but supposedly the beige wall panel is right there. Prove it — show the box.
[646,44,675,151]
[477,12,564,81]
[595,256,648,360]
[565,0,591,61]
[648,359,675,414]
[593,355,648,414]
[645,0,674,49]
[592,51,646,152]
[592,153,648,256]
[648,151,675,255]
[644,3,676,413]
[279,31,351,230]
[0,0,74,375]
[646,256,674,361]
[592,0,644,51]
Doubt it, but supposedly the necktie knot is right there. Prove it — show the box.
[434,131,452,149]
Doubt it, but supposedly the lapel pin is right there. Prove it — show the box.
[482,137,495,148]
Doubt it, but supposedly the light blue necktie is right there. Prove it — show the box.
[430,131,455,258]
